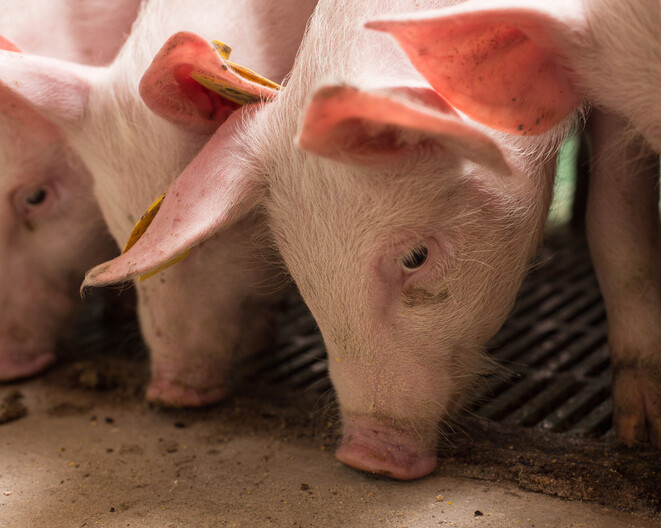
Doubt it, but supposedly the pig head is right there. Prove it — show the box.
[0,0,141,380]
[0,34,119,381]
[88,73,561,478]
[367,0,661,446]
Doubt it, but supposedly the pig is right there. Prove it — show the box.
[364,0,661,446]
[2,0,143,66]
[84,0,578,479]
[0,0,142,380]
[0,0,318,405]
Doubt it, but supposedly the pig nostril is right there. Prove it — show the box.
[400,244,428,271]
[26,188,47,206]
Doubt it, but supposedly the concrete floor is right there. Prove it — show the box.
[1,352,659,528]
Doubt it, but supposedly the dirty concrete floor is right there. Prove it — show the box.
[1,339,660,528]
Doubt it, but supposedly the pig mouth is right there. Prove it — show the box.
[336,414,438,480]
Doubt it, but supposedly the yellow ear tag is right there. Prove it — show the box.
[122,193,192,282]
[190,40,281,106]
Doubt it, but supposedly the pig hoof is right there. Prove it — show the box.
[612,368,661,447]
[0,352,56,381]
[145,380,228,408]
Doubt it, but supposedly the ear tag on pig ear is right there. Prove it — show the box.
[122,193,191,281]
[190,40,281,106]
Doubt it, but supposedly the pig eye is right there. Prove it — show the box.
[26,188,48,206]
[400,244,429,272]
[13,182,55,222]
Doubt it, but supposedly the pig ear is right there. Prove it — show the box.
[0,36,21,52]
[0,37,63,143]
[0,46,98,126]
[139,31,280,134]
[366,1,585,135]
[298,85,511,174]
[83,107,264,286]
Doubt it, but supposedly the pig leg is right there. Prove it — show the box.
[134,221,284,407]
[586,109,661,446]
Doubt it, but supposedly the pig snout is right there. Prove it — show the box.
[145,365,231,408]
[336,415,438,480]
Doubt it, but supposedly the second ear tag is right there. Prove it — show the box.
[190,40,281,105]
[122,193,191,281]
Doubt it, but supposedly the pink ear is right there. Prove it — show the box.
[0,45,97,126]
[0,36,21,52]
[298,84,511,174]
[0,37,63,143]
[139,31,279,134]
[366,1,585,135]
[83,107,264,286]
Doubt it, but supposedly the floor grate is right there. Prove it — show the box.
[250,227,613,439]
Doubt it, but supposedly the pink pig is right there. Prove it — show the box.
[366,0,661,446]
[0,0,141,380]
[86,0,578,479]
[0,0,318,405]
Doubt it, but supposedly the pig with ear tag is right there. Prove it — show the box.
[0,0,318,404]
[0,0,141,380]
[367,0,661,447]
[89,0,577,479]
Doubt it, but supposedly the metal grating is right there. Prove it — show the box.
[249,227,613,439]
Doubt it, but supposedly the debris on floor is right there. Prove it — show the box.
[0,389,27,425]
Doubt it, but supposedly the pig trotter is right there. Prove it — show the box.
[611,356,661,447]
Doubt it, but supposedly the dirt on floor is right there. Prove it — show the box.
[0,295,660,528]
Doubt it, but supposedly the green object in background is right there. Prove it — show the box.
[548,134,580,227]
[548,134,661,228]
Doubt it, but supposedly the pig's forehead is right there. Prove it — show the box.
[268,174,467,265]
[269,155,474,222]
